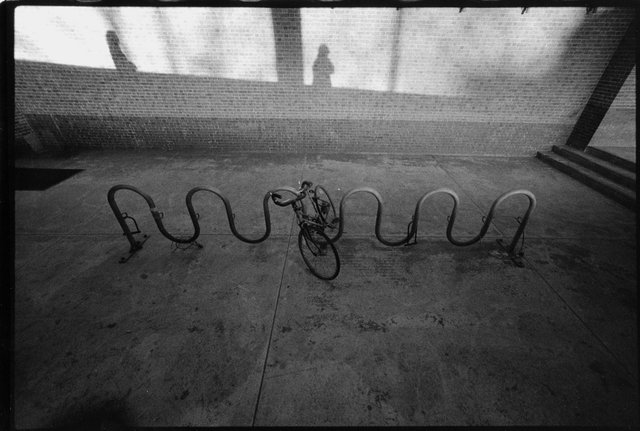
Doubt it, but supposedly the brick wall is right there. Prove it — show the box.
[14,109,33,138]
[14,7,636,155]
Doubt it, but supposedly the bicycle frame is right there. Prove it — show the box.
[284,187,334,259]
[291,189,327,230]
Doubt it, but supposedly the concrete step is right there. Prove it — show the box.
[552,145,636,191]
[536,151,636,211]
[585,146,636,173]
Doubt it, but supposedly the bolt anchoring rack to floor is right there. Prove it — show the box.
[108,183,536,267]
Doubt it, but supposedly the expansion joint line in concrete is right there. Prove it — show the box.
[251,207,296,426]
[107,182,536,271]
[252,166,305,424]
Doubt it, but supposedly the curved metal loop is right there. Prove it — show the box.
[330,187,536,253]
[330,187,411,246]
[412,188,536,252]
[185,185,298,244]
[440,188,536,249]
[108,185,158,251]
[107,184,300,249]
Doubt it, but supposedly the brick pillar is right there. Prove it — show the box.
[566,15,636,151]
[271,8,304,85]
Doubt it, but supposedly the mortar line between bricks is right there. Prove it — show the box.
[522,253,635,380]
[433,156,507,238]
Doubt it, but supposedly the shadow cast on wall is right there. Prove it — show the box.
[106,30,137,73]
[15,57,585,156]
[312,44,334,88]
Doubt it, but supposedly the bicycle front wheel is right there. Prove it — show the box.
[298,227,340,280]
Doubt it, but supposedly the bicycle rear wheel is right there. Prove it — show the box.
[298,227,340,280]
[314,185,339,240]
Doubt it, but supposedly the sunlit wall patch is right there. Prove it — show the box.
[395,8,586,96]
[15,6,278,83]
[301,8,396,92]
[15,6,114,69]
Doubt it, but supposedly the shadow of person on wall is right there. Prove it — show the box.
[312,44,334,88]
[106,30,137,72]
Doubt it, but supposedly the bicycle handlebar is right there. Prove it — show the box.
[271,181,313,207]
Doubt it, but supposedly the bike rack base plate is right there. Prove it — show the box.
[118,234,150,263]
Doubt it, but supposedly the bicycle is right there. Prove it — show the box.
[270,180,341,280]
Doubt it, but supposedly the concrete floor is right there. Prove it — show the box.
[13,150,638,427]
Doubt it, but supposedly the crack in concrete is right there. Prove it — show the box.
[251,156,305,426]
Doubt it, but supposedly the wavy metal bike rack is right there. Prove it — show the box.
[107,184,299,262]
[108,184,536,266]
[329,187,537,265]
